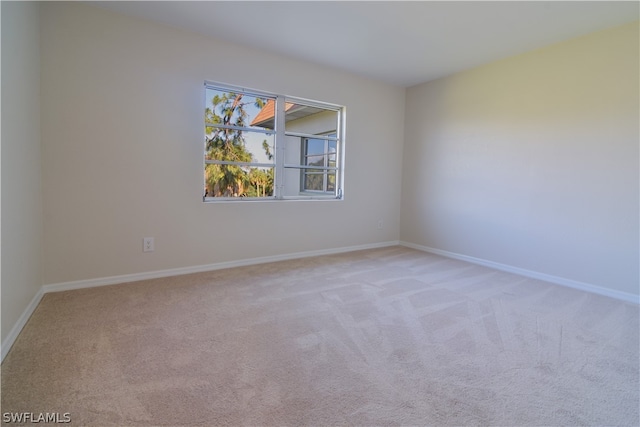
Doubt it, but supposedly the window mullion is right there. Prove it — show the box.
[284,165,338,171]
[205,122,274,135]
[323,139,328,192]
[205,160,274,168]
[337,109,345,198]
[285,131,338,140]
[275,95,286,199]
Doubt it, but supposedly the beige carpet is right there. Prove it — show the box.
[1,246,638,426]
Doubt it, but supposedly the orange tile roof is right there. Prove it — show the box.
[250,99,296,127]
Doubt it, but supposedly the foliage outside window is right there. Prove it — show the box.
[204,82,344,201]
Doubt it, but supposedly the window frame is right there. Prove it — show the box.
[203,81,345,202]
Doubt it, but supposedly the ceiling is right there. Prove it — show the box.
[92,1,639,87]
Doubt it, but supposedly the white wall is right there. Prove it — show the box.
[401,22,639,296]
[40,3,405,285]
[1,1,43,343]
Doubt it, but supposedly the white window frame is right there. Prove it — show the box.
[204,81,345,202]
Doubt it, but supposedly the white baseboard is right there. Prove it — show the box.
[1,287,44,361]
[42,241,400,293]
[400,241,639,305]
[7,238,633,363]
[1,240,399,362]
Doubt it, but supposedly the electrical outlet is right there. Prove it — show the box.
[377,219,384,230]
[143,237,154,252]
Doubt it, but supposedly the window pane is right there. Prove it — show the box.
[281,167,336,197]
[205,132,275,164]
[246,167,275,198]
[205,87,275,132]
[327,173,336,191]
[305,154,325,167]
[205,165,274,198]
[285,134,302,165]
[306,139,324,155]
[284,101,338,136]
[303,171,324,191]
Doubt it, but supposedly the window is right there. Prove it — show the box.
[204,82,344,201]
[301,134,337,194]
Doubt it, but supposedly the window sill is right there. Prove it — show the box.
[203,196,343,203]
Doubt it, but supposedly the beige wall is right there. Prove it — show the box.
[40,3,405,284]
[1,1,43,342]
[401,22,639,296]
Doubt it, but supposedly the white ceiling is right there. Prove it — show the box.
[92,1,639,87]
